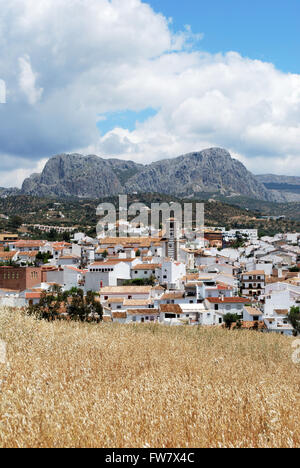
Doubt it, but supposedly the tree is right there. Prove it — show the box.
[288,306,300,336]
[9,215,23,230]
[62,232,71,243]
[85,291,103,322]
[223,313,239,329]
[28,287,103,323]
[235,319,242,330]
[28,290,61,321]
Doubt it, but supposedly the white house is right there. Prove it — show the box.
[131,263,160,281]
[86,260,131,291]
[155,259,186,289]
[58,255,80,267]
[243,306,264,322]
[100,286,153,303]
[205,297,250,320]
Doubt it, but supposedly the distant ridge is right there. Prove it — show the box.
[21,148,273,201]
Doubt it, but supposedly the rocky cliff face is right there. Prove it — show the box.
[0,187,21,198]
[255,174,300,202]
[21,154,142,198]
[21,148,272,200]
[124,148,270,199]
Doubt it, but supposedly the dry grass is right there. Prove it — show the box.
[0,307,299,448]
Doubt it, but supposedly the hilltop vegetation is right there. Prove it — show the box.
[0,308,299,448]
[1,193,300,239]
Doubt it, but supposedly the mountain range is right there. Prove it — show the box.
[1,148,300,202]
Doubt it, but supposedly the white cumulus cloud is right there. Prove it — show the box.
[18,55,43,105]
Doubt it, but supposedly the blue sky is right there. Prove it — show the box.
[98,108,157,134]
[98,0,300,137]
[148,0,300,73]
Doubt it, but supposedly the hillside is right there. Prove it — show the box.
[1,194,300,238]
[256,174,300,202]
[0,308,299,448]
[21,148,272,201]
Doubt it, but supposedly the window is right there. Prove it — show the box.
[214,304,219,311]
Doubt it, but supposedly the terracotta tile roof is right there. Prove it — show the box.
[0,288,22,293]
[132,264,160,270]
[216,282,233,290]
[25,292,42,299]
[106,298,125,304]
[241,321,266,330]
[0,251,17,259]
[183,274,200,281]
[91,259,135,266]
[18,251,38,257]
[100,286,152,295]
[244,306,262,316]
[112,311,127,319]
[274,309,289,315]
[123,299,153,306]
[100,237,160,245]
[160,304,183,314]
[243,270,265,276]
[96,248,107,254]
[161,292,185,300]
[65,266,87,273]
[207,297,250,304]
[127,309,159,315]
[15,240,45,248]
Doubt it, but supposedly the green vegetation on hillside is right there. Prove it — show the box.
[0,193,299,238]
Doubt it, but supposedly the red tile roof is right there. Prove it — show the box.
[207,297,250,304]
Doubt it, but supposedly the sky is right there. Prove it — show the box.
[0,0,300,188]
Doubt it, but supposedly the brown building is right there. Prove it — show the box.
[241,270,266,297]
[204,231,223,248]
[0,266,42,291]
[0,233,18,246]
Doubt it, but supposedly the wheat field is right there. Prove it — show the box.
[0,307,299,448]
